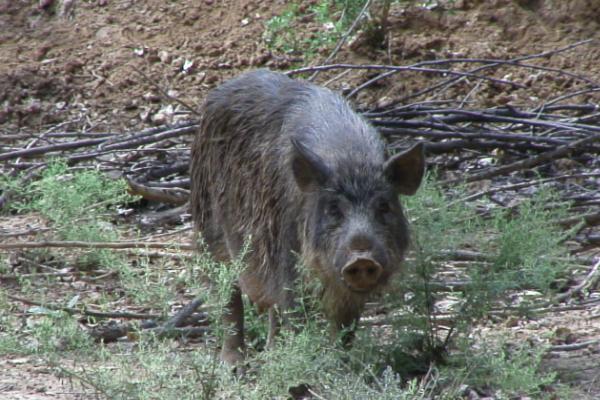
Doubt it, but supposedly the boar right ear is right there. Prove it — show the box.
[384,142,425,196]
[291,137,330,192]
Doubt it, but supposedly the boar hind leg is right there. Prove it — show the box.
[220,284,245,366]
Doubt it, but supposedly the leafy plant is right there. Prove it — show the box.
[264,0,371,58]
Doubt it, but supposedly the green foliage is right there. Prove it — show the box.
[116,255,175,313]
[490,190,568,290]
[4,160,137,270]
[445,338,556,398]
[380,174,570,392]
[23,309,92,355]
[264,0,370,58]
[26,160,134,240]
[73,339,237,400]
[264,4,302,54]
[191,238,250,343]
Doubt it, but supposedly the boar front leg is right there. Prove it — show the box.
[220,284,245,366]
[266,306,280,350]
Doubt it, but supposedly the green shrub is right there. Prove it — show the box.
[264,0,371,58]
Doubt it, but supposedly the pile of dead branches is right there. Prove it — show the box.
[1,42,599,255]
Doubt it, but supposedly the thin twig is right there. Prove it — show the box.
[445,173,600,206]
[0,240,194,251]
[7,294,162,319]
[549,339,600,352]
[554,258,600,302]
[289,62,523,89]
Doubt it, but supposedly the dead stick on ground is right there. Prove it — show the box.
[0,272,73,280]
[156,297,205,339]
[555,210,600,228]
[438,173,600,210]
[0,137,106,161]
[7,294,161,319]
[555,258,600,303]
[125,177,189,205]
[0,240,194,251]
[549,339,600,352]
[440,134,600,185]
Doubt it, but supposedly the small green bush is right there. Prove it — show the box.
[264,0,371,58]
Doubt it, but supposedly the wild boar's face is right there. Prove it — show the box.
[291,138,425,294]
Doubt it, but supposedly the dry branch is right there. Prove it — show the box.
[439,134,600,185]
[554,258,600,302]
[125,177,189,205]
[0,240,194,251]
[7,294,161,320]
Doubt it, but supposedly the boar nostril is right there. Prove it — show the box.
[366,266,377,276]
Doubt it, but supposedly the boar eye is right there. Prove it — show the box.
[377,199,391,215]
[325,200,342,219]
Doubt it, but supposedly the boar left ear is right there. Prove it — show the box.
[384,142,425,196]
[291,137,331,192]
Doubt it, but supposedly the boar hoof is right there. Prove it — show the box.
[220,347,244,365]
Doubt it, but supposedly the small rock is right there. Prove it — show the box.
[143,92,161,103]
[39,0,53,10]
[25,99,42,114]
[158,50,171,64]
[195,71,207,83]
[64,59,84,73]
[97,0,108,6]
[152,105,174,125]
[376,96,393,109]
[34,45,51,61]
[139,108,152,122]
[123,99,138,110]
[146,50,160,63]
[250,52,271,66]
[204,74,219,84]
[151,112,167,125]
[206,48,223,57]
[171,56,185,68]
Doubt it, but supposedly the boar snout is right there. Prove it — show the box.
[341,256,383,292]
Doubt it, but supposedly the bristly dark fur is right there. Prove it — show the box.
[190,69,411,326]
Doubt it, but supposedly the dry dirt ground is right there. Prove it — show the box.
[1,0,600,398]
